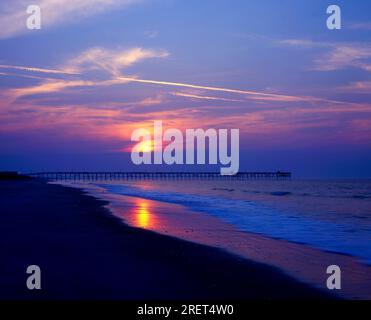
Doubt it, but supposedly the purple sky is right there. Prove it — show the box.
[0,0,371,178]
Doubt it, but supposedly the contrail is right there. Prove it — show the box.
[172,92,244,102]
[0,71,55,81]
[0,64,79,75]
[1,64,362,107]
[117,76,363,106]
[117,76,306,101]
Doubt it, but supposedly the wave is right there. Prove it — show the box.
[241,190,371,199]
[269,191,292,196]
[99,183,371,265]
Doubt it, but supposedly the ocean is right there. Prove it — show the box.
[93,179,371,265]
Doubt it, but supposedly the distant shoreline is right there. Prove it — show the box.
[0,179,332,300]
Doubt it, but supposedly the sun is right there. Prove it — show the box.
[137,140,153,153]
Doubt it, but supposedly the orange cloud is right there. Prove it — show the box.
[9,80,96,99]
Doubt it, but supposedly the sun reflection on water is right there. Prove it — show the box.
[136,200,152,228]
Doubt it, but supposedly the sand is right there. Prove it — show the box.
[0,180,333,300]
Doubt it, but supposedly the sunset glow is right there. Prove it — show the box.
[0,0,370,178]
[1,0,371,304]
[136,200,151,229]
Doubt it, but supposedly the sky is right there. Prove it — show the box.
[0,0,371,178]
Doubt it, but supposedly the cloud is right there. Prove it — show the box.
[0,0,143,39]
[279,39,321,48]
[64,47,169,76]
[280,39,371,73]
[313,45,371,72]
[349,22,371,30]
[338,81,371,93]
[3,79,371,148]
[2,46,169,99]
[2,60,359,107]
[144,30,159,39]
[6,77,137,99]
[9,80,96,98]
[2,51,312,104]
[1,44,365,109]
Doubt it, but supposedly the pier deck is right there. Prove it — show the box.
[26,171,292,181]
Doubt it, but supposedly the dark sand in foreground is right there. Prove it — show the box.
[0,180,334,300]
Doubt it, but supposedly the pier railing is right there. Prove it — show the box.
[26,171,291,181]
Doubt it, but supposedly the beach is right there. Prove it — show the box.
[0,179,332,300]
[63,178,371,299]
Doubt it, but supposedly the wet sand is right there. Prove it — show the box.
[0,180,333,300]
